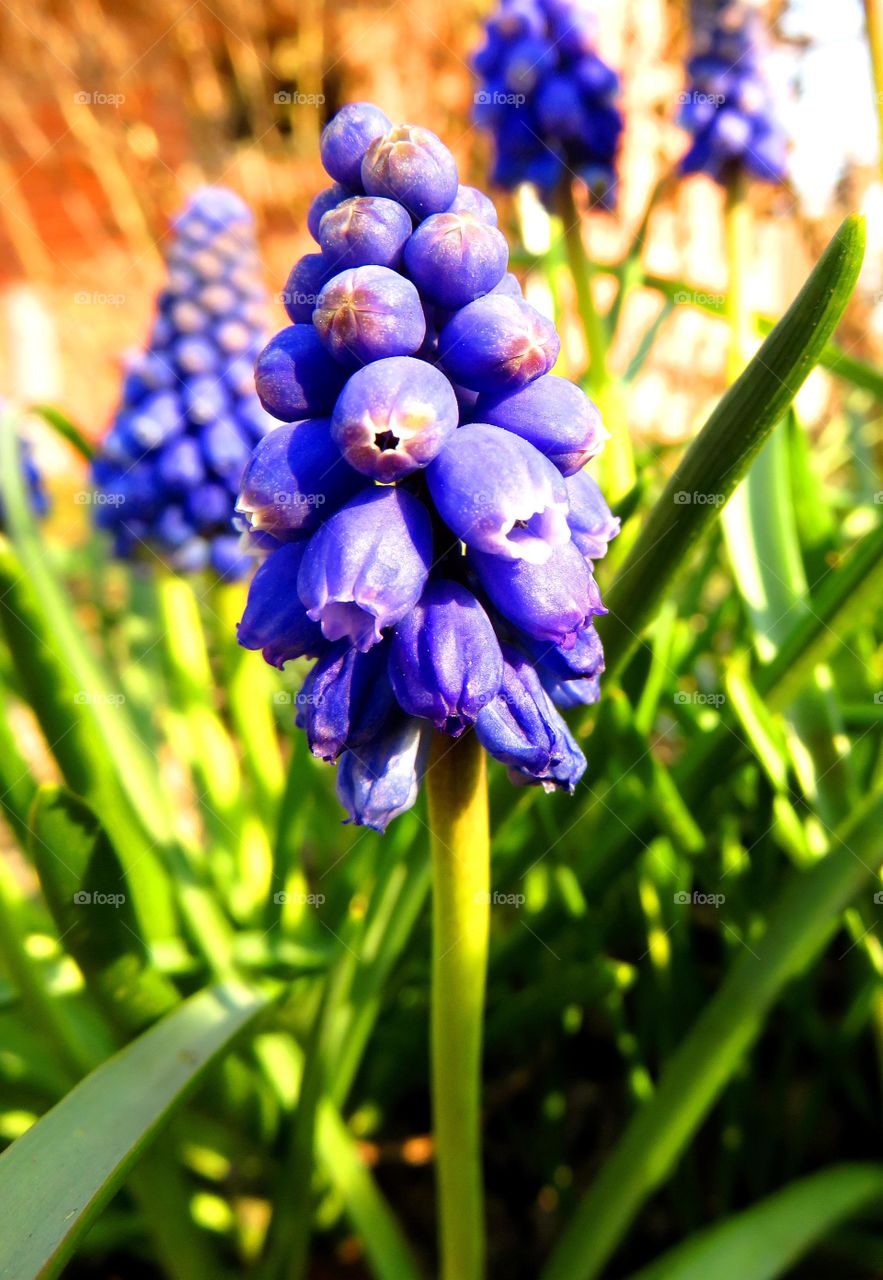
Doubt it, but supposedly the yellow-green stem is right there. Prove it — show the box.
[427,730,490,1280]
[556,180,635,504]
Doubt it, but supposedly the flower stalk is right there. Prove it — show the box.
[427,730,490,1280]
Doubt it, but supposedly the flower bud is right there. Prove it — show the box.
[320,102,392,189]
[361,124,459,219]
[564,469,620,562]
[201,419,252,483]
[438,295,559,393]
[313,266,426,366]
[471,538,600,646]
[237,417,366,533]
[308,182,354,241]
[336,716,430,831]
[211,534,252,580]
[298,488,433,651]
[476,373,606,475]
[319,196,413,271]
[156,436,205,493]
[403,211,508,309]
[238,540,327,668]
[298,640,396,760]
[474,645,586,790]
[389,580,504,733]
[331,355,458,480]
[254,324,348,420]
[427,423,570,564]
[282,253,330,323]
[186,482,231,531]
[445,184,498,225]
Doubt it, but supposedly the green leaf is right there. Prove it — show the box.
[28,785,180,1036]
[0,981,270,1280]
[0,538,175,940]
[627,1164,883,1280]
[542,787,883,1280]
[602,214,866,678]
[0,411,175,852]
[27,404,94,462]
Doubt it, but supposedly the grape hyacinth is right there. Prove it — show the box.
[91,187,276,578]
[472,0,623,207]
[238,103,619,831]
[680,0,788,185]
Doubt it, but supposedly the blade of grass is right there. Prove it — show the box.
[627,1163,883,1280]
[0,981,271,1280]
[542,788,883,1280]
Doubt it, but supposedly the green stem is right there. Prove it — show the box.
[556,180,635,505]
[557,180,608,394]
[427,730,490,1280]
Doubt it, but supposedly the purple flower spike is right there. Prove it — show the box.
[298,639,396,760]
[238,541,327,668]
[438,295,559,393]
[237,418,366,534]
[565,469,620,562]
[361,124,459,219]
[331,355,458,481]
[476,374,606,476]
[308,182,354,241]
[427,423,570,564]
[336,716,430,831]
[319,196,413,271]
[471,538,598,646]
[235,103,615,827]
[474,645,586,791]
[403,211,509,309]
[313,266,426,366]
[282,254,330,323]
[446,184,498,225]
[320,102,392,189]
[255,324,348,420]
[298,487,433,651]
[389,580,504,734]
